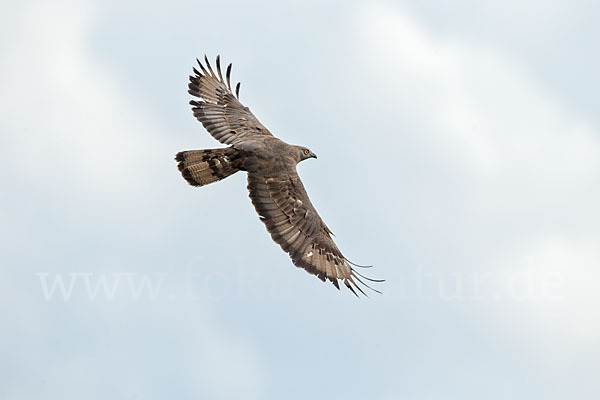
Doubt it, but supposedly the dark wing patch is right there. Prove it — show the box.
[247,171,382,296]
[188,55,273,145]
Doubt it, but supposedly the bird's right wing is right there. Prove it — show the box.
[247,169,382,296]
[188,56,273,145]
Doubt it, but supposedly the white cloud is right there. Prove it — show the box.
[353,2,600,357]
[482,236,600,370]
[0,0,171,209]
[357,3,600,178]
[0,2,266,398]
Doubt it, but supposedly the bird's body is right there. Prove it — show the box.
[176,56,381,296]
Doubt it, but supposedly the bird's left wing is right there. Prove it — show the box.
[188,56,273,146]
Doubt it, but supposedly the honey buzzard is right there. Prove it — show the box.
[176,56,382,296]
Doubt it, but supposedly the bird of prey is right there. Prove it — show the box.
[176,55,381,296]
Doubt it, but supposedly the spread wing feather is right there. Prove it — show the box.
[247,170,381,296]
[188,55,273,145]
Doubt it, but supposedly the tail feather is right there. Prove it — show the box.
[175,148,241,187]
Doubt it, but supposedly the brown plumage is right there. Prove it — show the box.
[176,148,242,187]
[176,55,382,296]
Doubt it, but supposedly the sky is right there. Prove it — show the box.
[1,0,599,399]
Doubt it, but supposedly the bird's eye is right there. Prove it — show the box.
[303,149,309,155]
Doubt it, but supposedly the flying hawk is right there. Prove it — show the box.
[176,56,382,296]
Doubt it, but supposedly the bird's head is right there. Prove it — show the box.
[295,146,317,163]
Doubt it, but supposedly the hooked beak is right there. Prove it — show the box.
[310,151,317,159]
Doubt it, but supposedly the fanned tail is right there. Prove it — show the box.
[175,148,241,187]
